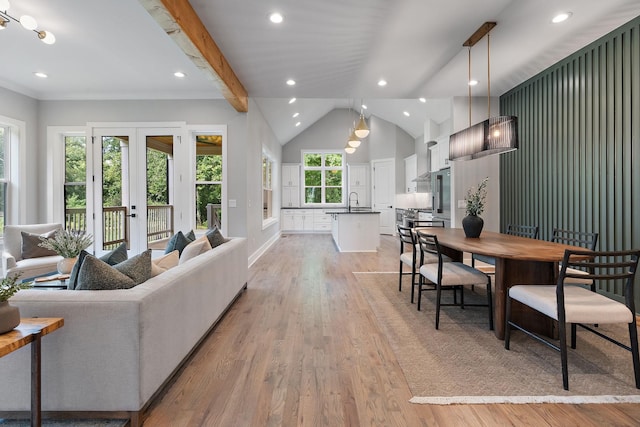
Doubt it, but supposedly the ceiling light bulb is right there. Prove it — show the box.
[37,30,55,44]
[289,97,296,104]
[295,122,301,127]
[378,79,387,87]
[348,130,361,148]
[419,98,426,103]
[174,71,186,78]
[0,19,7,30]
[361,104,367,110]
[19,15,37,30]
[269,13,283,24]
[403,111,410,117]
[344,145,356,154]
[34,72,47,78]
[468,79,478,86]
[292,112,299,118]
[0,0,10,11]
[552,12,572,24]
[354,114,369,138]
[286,79,296,86]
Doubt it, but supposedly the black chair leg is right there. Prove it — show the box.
[629,321,640,389]
[417,276,423,311]
[559,320,569,390]
[571,323,577,349]
[486,276,493,331]
[435,285,442,329]
[460,285,464,309]
[398,261,403,292]
[504,295,512,350]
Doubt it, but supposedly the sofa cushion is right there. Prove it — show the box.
[151,250,179,277]
[114,250,152,285]
[205,227,229,249]
[76,255,136,290]
[21,230,58,259]
[100,242,129,265]
[165,231,194,255]
[179,236,211,264]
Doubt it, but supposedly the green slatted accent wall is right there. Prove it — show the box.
[500,15,640,306]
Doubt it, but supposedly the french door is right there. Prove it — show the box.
[91,127,179,255]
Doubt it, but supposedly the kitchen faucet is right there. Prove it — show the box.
[348,192,359,212]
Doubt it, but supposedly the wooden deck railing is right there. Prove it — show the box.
[65,205,173,250]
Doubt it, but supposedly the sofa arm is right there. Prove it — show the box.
[2,251,16,277]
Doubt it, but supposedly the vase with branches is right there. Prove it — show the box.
[38,229,93,274]
[462,177,489,238]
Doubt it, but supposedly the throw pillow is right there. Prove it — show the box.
[114,249,152,286]
[75,255,135,290]
[21,230,58,259]
[100,242,128,265]
[67,249,91,290]
[185,229,196,241]
[165,231,194,255]
[151,250,179,277]
[179,236,211,265]
[205,227,229,249]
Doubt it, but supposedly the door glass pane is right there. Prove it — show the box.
[64,136,87,232]
[195,134,223,230]
[102,136,127,250]
[146,136,174,249]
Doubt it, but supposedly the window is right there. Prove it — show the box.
[262,152,274,221]
[0,125,8,234]
[302,151,344,205]
[195,134,223,230]
[64,135,87,232]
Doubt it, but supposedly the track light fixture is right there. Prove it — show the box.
[0,0,56,44]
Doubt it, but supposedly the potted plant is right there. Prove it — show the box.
[0,274,30,334]
[462,177,488,238]
[38,229,93,274]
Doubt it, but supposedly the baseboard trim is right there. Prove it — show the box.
[248,232,280,267]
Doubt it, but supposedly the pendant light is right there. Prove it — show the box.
[354,100,370,138]
[449,22,518,161]
[348,129,361,148]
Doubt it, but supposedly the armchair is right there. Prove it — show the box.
[2,223,63,279]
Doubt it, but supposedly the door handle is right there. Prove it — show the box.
[126,213,137,218]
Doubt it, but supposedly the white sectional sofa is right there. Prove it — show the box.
[0,237,248,427]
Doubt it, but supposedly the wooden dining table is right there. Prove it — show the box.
[414,227,592,339]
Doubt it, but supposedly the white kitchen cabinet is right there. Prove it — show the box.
[404,154,417,193]
[347,163,370,207]
[281,164,300,208]
[281,209,329,232]
[430,137,450,171]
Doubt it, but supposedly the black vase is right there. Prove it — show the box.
[462,215,484,238]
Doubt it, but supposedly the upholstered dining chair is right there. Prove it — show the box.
[472,223,539,272]
[505,248,640,390]
[416,230,493,330]
[551,228,599,289]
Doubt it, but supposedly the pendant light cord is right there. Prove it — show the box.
[468,47,472,127]
[487,32,491,118]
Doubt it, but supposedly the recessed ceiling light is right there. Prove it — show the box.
[295,122,301,127]
[419,98,426,103]
[289,97,296,104]
[286,79,296,86]
[468,79,478,86]
[292,112,299,118]
[34,72,48,78]
[552,12,572,24]
[269,12,283,24]
[174,71,186,78]
[403,111,410,117]
[361,104,368,110]
[378,79,387,87]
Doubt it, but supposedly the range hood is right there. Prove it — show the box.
[412,171,432,183]
[412,140,437,183]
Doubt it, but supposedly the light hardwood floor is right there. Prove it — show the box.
[144,234,640,426]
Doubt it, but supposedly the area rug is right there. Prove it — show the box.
[355,272,640,404]
[0,420,127,426]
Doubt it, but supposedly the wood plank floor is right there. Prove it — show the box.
[144,234,640,426]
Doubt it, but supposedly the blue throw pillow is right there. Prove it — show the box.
[67,249,90,290]
[165,231,194,255]
[100,242,128,265]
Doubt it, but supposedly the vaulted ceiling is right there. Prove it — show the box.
[1,0,638,144]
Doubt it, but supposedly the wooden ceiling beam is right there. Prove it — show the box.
[139,0,248,112]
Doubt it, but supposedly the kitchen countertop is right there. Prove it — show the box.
[325,209,380,214]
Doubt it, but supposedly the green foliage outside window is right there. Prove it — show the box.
[302,151,344,205]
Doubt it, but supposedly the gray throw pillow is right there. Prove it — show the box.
[68,249,90,290]
[100,242,128,265]
[76,255,136,290]
[114,249,152,286]
[21,230,58,259]
[185,229,196,241]
[205,227,229,249]
[165,231,193,255]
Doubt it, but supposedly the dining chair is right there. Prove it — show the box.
[416,230,493,330]
[504,248,640,390]
[397,224,418,293]
[413,220,445,228]
[551,228,599,290]
[471,224,539,271]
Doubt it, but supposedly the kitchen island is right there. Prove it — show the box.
[327,209,381,252]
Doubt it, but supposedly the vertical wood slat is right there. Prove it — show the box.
[500,15,640,306]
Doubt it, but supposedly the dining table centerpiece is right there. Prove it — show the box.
[462,177,488,238]
[0,273,29,334]
[38,229,93,274]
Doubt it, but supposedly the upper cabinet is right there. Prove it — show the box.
[347,163,370,207]
[430,137,450,171]
[404,154,417,193]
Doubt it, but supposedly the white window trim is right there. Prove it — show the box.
[1,115,28,224]
[262,149,277,228]
[301,150,345,207]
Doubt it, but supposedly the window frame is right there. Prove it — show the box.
[301,150,345,207]
[262,150,277,228]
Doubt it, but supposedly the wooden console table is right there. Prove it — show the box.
[0,318,64,427]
